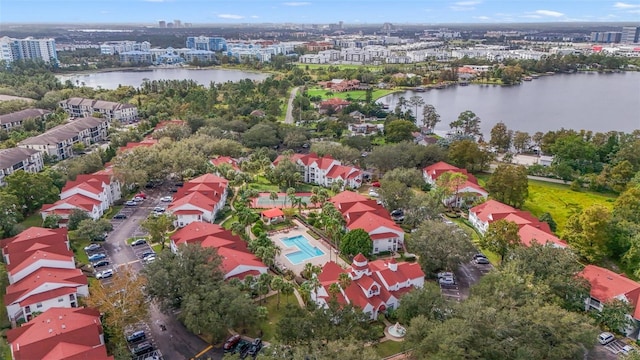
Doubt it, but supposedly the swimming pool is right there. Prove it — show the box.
[283,235,325,265]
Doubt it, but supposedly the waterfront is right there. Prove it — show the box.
[56,67,270,89]
[379,71,640,135]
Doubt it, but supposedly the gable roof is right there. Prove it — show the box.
[2,227,68,255]
[0,108,51,125]
[5,267,87,306]
[469,200,517,222]
[581,265,640,319]
[7,307,112,360]
[0,147,40,170]
[262,208,284,218]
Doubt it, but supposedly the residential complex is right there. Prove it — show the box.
[18,116,109,160]
[7,307,113,360]
[167,173,229,227]
[0,148,44,187]
[186,36,228,51]
[273,153,363,189]
[330,191,405,255]
[622,26,640,44]
[0,108,51,132]
[100,40,151,55]
[311,255,424,320]
[423,161,488,208]
[0,37,58,64]
[41,169,122,224]
[1,227,88,324]
[59,97,138,123]
[170,222,268,280]
[468,199,567,248]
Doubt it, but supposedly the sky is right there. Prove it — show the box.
[1,0,640,24]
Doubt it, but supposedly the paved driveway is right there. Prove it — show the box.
[101,185,223,359]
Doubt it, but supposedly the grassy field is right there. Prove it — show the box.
[19,213,43,228]
[306,88,396,101]
[246,292,297,341]
[374,340,405,358]
[523,180,616,233]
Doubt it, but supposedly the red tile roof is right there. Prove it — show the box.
[330,191,369,207]
[261,208,284,218]
[318,261,346,285]
[7,307,112,360]
[469,200,517,223]
[9,249,74,276]
[216,247,267,275]
[5,268,87,306]
[210,156,241,171]
[41,193,101,212]
[518,224,567,248]
[581,265,640,319]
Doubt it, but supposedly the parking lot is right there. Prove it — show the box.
[439,256,493,301]
[125,322,163,360]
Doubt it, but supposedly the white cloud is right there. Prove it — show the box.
[532,9,564,17]
[283,2,311,6]
[450,1,481,11]
[613,2,640,9]
[250,15,259,19]
[473,16,491,20]
[217,14,245,19]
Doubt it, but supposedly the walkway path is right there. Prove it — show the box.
[284,86,299,124]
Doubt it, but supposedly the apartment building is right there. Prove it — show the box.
[167,173,229,227]
[423,161,488,208]
[0,108,51,132]
[0,36,58,64]
[186,36,227,51]
[272,153,363,189]
[0,148,44,186]
[100,40,150,55]
[18,116,109,160]
[59,97,138,123]
[1,227,88,323]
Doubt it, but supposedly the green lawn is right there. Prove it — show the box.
[220,215,238,230]
[246,292,298,341]
[374,340,405,358]
[19,213,43,228]
[306,88,395,102]
[152,244,163,253]
[523,180,616,233]
[248,176,280,192]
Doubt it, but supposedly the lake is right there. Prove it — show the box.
[378,71,640,135]
[56,68,270,89]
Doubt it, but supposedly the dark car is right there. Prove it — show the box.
[224,334,242,352]
[91,259,110,268]
[113,213,127,219]
[473,253,487,260]
[131,239,147,246]
[141,251,155,260]
[131,341,153,356]
[235,342,250,355]
[126,330,146,343]
[88,253,106,262]
[247,338,263,357]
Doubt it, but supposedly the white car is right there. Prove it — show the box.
[598,332,615,345]
[622,345,635,355]
[368,189,379,197]
[160,196,173,202]
[96,269,114,279]
[143,256,156,264]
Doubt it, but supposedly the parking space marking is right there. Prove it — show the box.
[191,345,213,360]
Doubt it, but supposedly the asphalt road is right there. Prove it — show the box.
[284,86,299,124]
[102,184,222,360]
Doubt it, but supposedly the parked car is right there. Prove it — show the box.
[598,332,615,345]
[141,251,155,259]
[247,338,263,356]
[131,341,154,356]
[368,189,379,197]
[126,330,146,343]
[438,277,456,286]
[113,213,127,219]
[84,243,102,252]
[88,253,106,262]
[143,256,156,264]
[95,269,114,279]
[133,196,145,202]
[91,260,110,268]
[125,200,137,206]
[134,193,147,199]
[474,257,490,265]
[160,196,173,202]
[473,253,487,260]
[131,239,147,247]
[622,345,635,355]
[224,334,242,352]
[235,342,250,356]
[371,181,381,187]
[437,271,454,279]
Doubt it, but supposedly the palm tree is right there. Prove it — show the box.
[257,273,273,305]
[286,187,296,208]
[328,283,341,300]
[292,196,305,214]
[230,222,245,237]
[270,276,285,309]
[338,272,352,290]
[280,281,295,305]
[269,191,279,207]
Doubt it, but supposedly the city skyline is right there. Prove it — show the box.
[1,0,640,24]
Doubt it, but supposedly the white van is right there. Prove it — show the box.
[598,332,615,345]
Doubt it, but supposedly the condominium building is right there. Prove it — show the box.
[59,97,138,123]
[0,148,44,186]
[100,41,151,55]
[119,50,153,64]
[0,108,51,132]
[186,36,227,51]
[0,37,58,64]
[622,26,640,44]
[18,117,109,160]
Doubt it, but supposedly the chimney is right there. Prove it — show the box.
[61,324,66,329]
[59,315,63,320]
[48,329,53,334]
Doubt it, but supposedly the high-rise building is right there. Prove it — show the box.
[159,20,166,28]
[622,26,640,44]
[186,36,227,51]
[590,31,622,43]
[174,19,182,28]
[0,36,58,64]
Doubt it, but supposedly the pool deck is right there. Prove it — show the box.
[271,219,348,275]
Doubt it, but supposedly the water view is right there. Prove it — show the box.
[56,67,270,89]
[379,71,640,135]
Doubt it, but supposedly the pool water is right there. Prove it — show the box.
[283,235,325,265]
